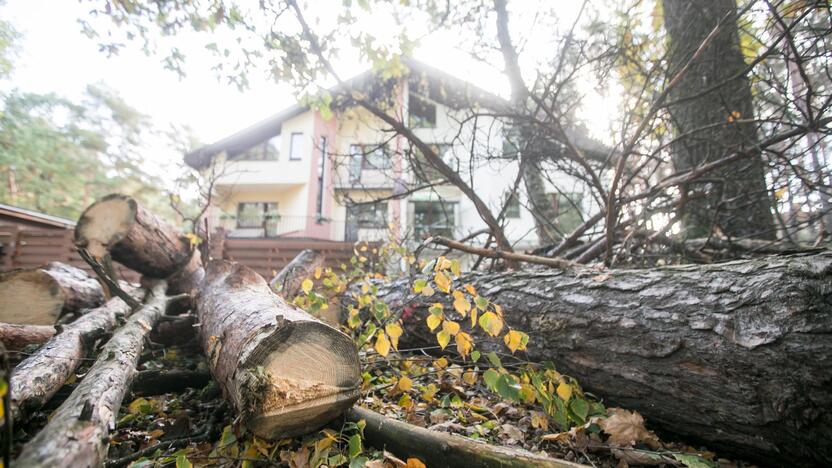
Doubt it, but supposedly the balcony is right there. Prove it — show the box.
[214,160,307,187]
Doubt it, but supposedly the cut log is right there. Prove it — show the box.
[74,194,202,293]
[10,288,142,422]
[366,252,832,466]
[347,406,583,468]
[0,323,54,352]
[197,260,361,439]
[0,262,105,325]
[269,248,325,297]
[15,281,168,468]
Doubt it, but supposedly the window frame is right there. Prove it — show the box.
[235,202,279,229]
[408,92,437,128]
[289,132,304,161]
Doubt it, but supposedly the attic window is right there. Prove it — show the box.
[235,135,280,161]
[409,93,436,128]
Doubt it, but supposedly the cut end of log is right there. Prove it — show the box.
[0,270,64,325]
[74,194,137,259]
[240,320,361,439]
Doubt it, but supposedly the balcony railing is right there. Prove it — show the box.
[218,214,313,238]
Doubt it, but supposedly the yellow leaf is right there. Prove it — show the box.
[375,332,391,357]
[433,357,448,369]
[455,332,473,358]
[557,381,572,401]
[421,285,435,297]
[478,311,503,336]
[442,320,460,336]
[398,375,413,391]
[361,283,369,294]
[434,271,451,293]
[450,259,461,277]
[503,330,528,353]
[464,284,477,296]
[314,267,322,279]
[435,256,452,271]
[463,370,478,385]
[436,330,451,349]
[470,308,478,328]
[775,186,788,200]
[426,314,442,331]
[453,296,471,317]
[407,458,427,468]
[385,322,403,350]
[301,278,314,295]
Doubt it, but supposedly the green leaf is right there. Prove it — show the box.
[483,369,500,389]
[348,433,362,459]
[495,374,519,401]
[471,350,481,362]
[570,398,589,421]
[486,351,502,368]
[175,455,192,468]
[413,278,427,293]
[349,456,368,468]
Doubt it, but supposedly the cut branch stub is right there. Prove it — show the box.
[74,193,191,278]
[197,260,360,439]
[0,262,105,325]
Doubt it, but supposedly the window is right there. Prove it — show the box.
[316,137,327,221]
[409,93,436,128]
[552,193,583,234]
[505,194,521,219]
[289,133,304,160]
[345,202,388,241]
[233,135,280,161]
[236,202,278,229]
[412,144,453,183]
[412,201,455,239]
[348,144,392,183]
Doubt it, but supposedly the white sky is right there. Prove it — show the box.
[1,0,619,186]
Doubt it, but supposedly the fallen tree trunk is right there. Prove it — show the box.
[347,406,583,468]
[0,323,54,352]
[9,288,143,422]
[0,262,105,325]
[269,248,325,297]
[15,281,168,467]
[197,260,361,439]
[74,193,203,293]
[367,251,832,466]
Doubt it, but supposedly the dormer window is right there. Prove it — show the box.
[409,93,436,128]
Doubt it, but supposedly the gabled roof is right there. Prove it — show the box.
[184,58,610,169]
[0,203,76,229]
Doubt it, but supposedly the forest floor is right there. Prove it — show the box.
[11,336,758,468]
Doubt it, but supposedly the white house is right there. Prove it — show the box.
[185,59,602,250]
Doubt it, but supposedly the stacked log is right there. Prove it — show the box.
[0,323,55,351]
[0,262,104,325]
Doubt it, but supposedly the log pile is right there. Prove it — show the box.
[3,193,363,465]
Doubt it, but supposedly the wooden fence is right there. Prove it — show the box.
[1,226,367,283]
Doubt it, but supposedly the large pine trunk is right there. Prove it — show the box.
[369,252,832,466]
[0,262,105,325]
[73,193,203,293]
[196,260,361,439]
[15,281,168,467]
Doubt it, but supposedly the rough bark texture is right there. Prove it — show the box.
[269,248,325,298]
[347,406,584,468]
[15,281,168,468]
[0,323,54,352]
[664,0,775,239]
[0,262,105,325]
[197,260,361,439]
[10,289,142,422]
[371,252,832,466]
[74,194,201,285]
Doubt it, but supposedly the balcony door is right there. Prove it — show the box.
[236,202,279,237]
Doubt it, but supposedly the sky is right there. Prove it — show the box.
[1,0,619,186]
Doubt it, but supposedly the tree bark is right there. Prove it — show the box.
[663,0,776,239]
[269,248,325,297]
[369,252,832,466]
[0,262,105,325]
[347,406,583,468]
[15,281,168,468]
[196,260,361,439]
[9,289,142,423]
[0,323,54,352]
[74,194,203,292]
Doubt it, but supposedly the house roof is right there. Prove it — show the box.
[0,203,76,229]
[184,58,610,169]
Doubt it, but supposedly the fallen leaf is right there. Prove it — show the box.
[599,408,660,448]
